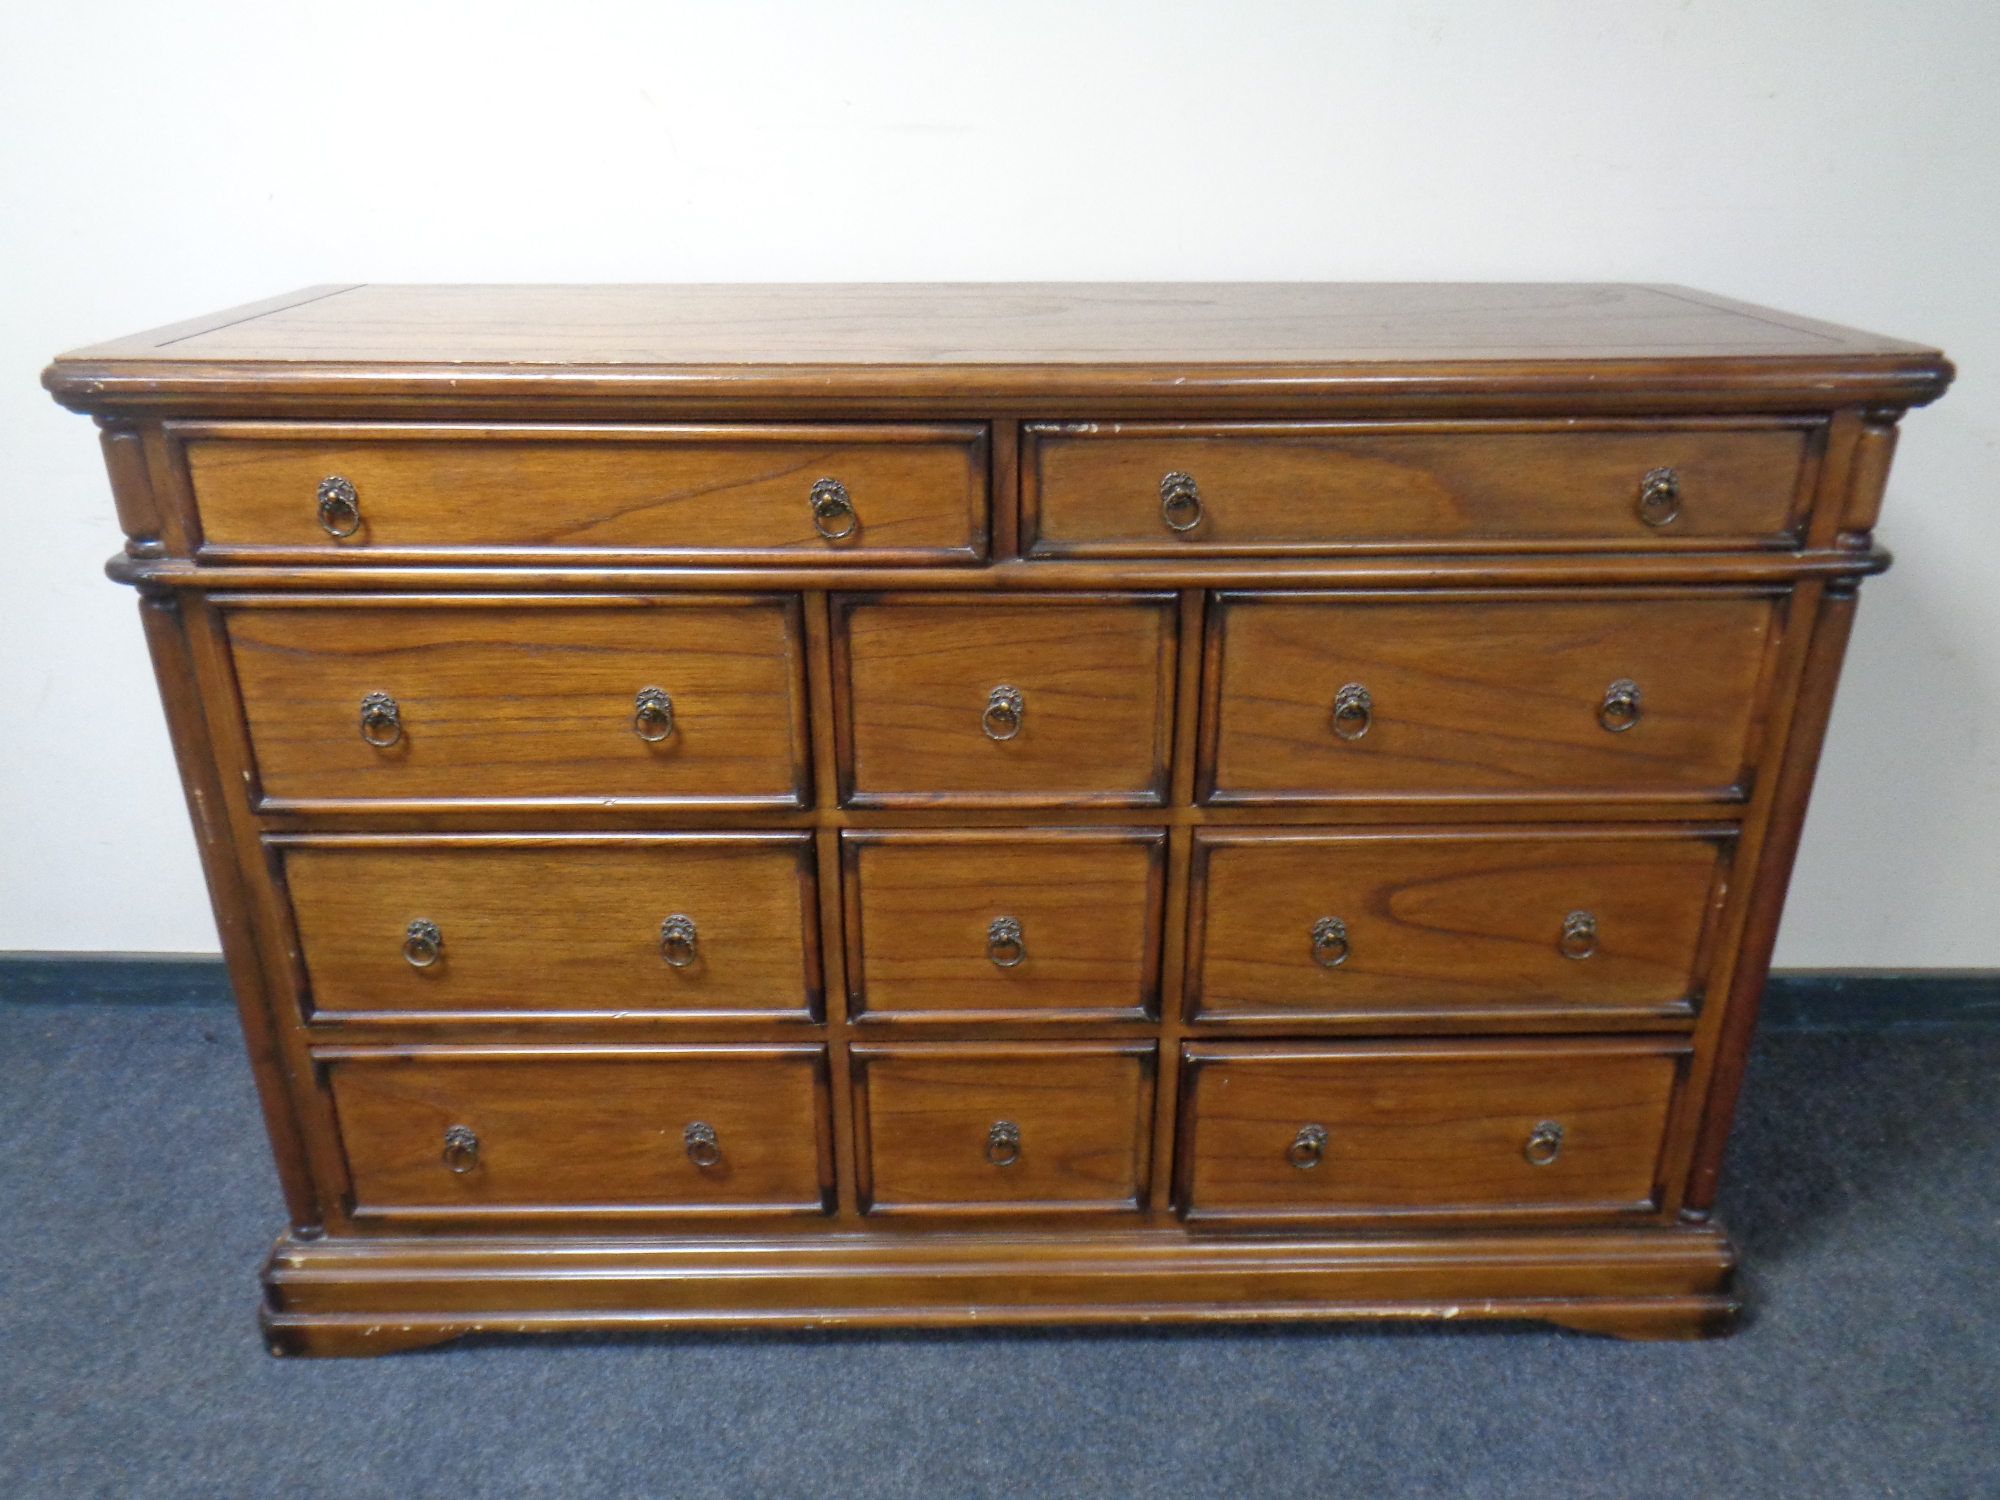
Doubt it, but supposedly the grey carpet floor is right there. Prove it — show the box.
[0,1004,1994,1500]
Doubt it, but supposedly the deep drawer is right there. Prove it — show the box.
[833,594,1178,807]
[222,596,809,810]
[852,1043,1156,1215]
[1025,421,1814,554]
[1201,590,1782,804]
[1187,827,1733,1024]
[321,1046,834,1218]
[1177,1039,1687,1223]
[276,833,819,1020]
[842,829,1166,1021]
[182,422,988,562]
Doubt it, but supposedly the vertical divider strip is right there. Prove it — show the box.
[1147,587,1208,1214]
[803,589,861,1220]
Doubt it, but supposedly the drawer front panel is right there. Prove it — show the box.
[322,1047,833,1217]
[1178,1040,1685,1222]
[1027,422,1811,554]
[1190,828,1731,1022]
[853,1044,1155,1214]
[844,830,1165,1021]
[279,834,818,1020]
[184,423,988,561]
[1204,592,1780,803]
[835,594,1177,806]
[224,597,808,808]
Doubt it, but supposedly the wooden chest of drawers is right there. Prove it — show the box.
[45,283,1950,1354]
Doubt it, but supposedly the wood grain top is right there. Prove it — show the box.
[45,283,1951,415]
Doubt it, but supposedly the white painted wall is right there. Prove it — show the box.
[2,1,1994,961]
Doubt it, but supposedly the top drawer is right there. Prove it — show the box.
[178,423,989,563]
[1024,421,1816,555]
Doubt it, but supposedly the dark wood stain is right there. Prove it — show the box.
[45,282,1948,1352]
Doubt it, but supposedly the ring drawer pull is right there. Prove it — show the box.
[441,1124,479,1173]
[659,914,699,967]
[987,916,1026,967]
[633,686,675,742]
[358,691,402,747]
[982,684,1025,740]
[986,1120,1022,1167]
[810,476,858,539]
[1288,1123,1328,1169]
[1332,682,1372,741]
[1525,1120,1565,1166]
[402,918,443,968]
[316,475,361,537]
[1637,467,1681,527]
[1310,915,1350,968]
[684,1121,722,1167]
[1560,909,1598,960]
[1599,678,1642,733]
[1159,470,1204,533]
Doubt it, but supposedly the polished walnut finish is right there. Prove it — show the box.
[277,833,821,1020]
[1176,1038,1687,1221]
[184,422,989,563]
[44,283,1949,1354]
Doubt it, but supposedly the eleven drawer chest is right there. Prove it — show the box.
[45,283,1949,1354]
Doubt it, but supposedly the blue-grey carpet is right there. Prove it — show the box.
[0,1003,1994,1499]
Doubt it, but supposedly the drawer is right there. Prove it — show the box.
[841,829,1165,1022]
[833,594,1177,807]
[276,833,819,1021]
[1201,591,1782,804]
[1025,421,1814,554]
[1177,1039,1686,1223]
[222,595,809,810]
[320,1045,834,1218]
[181,422,988,562]
[852,1043,1155,1214]
[1188,828,1732,1024]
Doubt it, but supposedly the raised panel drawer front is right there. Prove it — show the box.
[1203,590,1782,804]
[222,595,809,810]
[842,829,1165,1021]
[1178,1039,1687,1223]
[277,833,819,1021]
[181,423,988,562]
[834,594,1178,807]
[1025,421,1813,554]
[853,1043,1156,1214]
[1188,828,1732,1024]
[320,1046,834,1219]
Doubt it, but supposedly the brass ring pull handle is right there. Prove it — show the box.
[1159,470,1204,533]
[683,1121,722,1167]
[1332,682,1372,741]
[633,686,675,742]
[1288,1123,1329,1169]
[1599,678,1642,733]
[1637,467,1681,527]
[359,691,402,747]
[1560,909,1598,960]
[442,1124,479,1173]
[1524,1120,1565,1166]
[316,475,361,537]
[402,918,443,969]
[1311,916,1350,968]
[982,684,1025,741]
[810,476,858,539]
[986,1120,1022,1167]
[659,914,698,968]
[987,916,1026,968]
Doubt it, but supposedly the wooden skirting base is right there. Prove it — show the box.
[261,1224,1739,1356]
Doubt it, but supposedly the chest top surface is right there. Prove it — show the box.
[44,283,1950,415]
